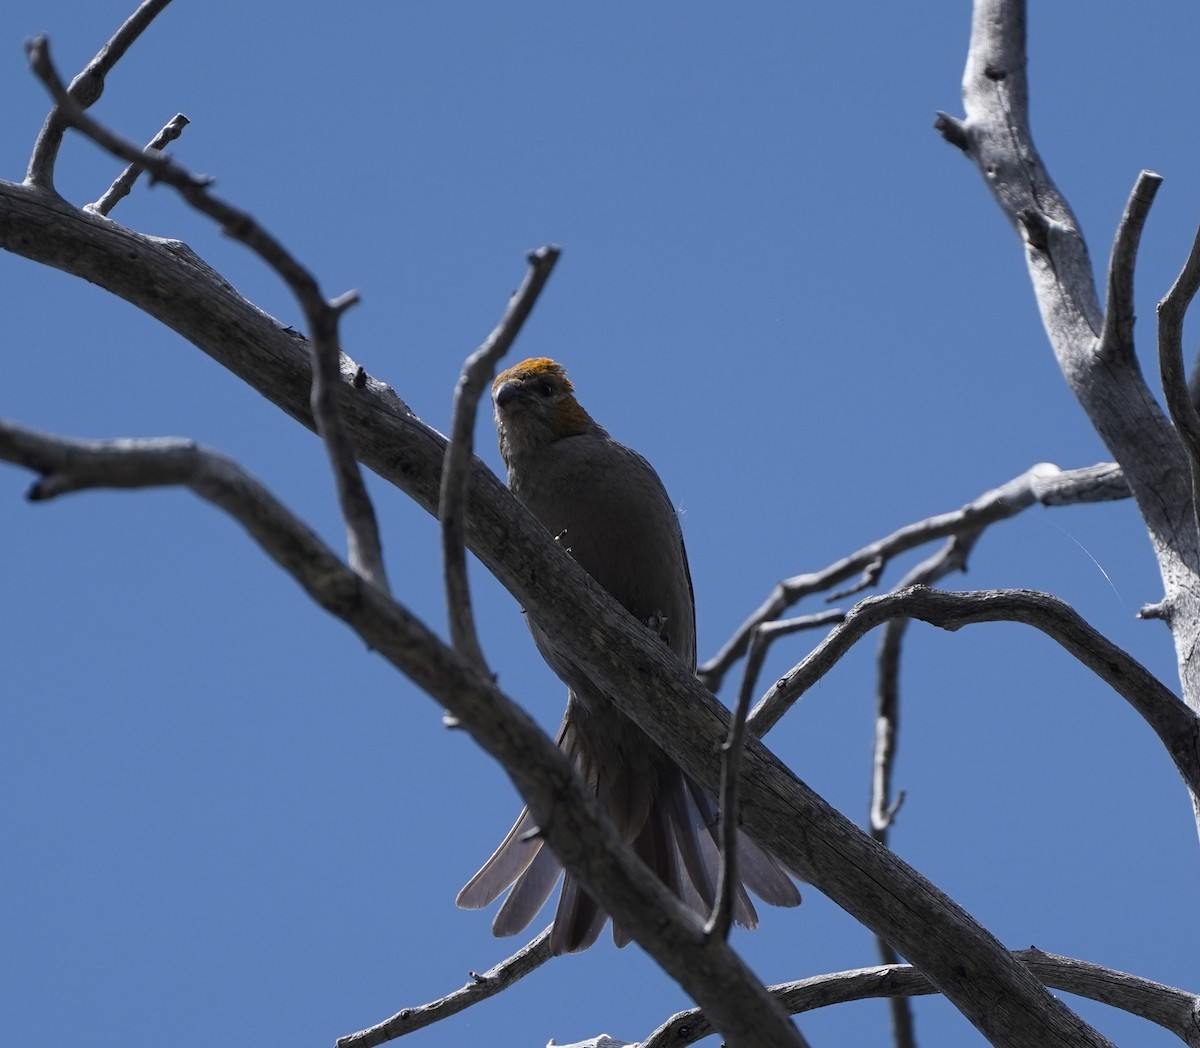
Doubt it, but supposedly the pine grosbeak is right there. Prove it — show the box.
[457,357,800,953]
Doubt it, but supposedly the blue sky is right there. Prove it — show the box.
[3,3,1199,1046]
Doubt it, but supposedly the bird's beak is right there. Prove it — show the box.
[494,380,528,415]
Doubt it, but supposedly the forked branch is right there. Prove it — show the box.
[26,0,172,189]
[941,0,1200,722]
[700,460,1128,693]
[750,587,1200,802]
[0,170,1114,1044]
[0,422,805,1048]
[2,8,1138,1041]
[27,34,388,591]
[642,949,1200,1048]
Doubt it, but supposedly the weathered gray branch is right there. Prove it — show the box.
[868,538,978,1048]
[939,0,1200,731]
[1099,170,1162,361]
[707,627,765,943]
[753,587,1200,802]
[0,420,803,1048]
[643,948,1200,1048]
[26,0,172,190]
[871,536,975,840]
[0,3,1164,1038]
[338,929,552,1047]
[0,178,1117,1043]
[85,112,189,217]
[28,34,389,592]
[701,460,1129,693]
[440,245,560,669]
[1158,218,1200,540]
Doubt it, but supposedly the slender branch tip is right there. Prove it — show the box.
[933,111,969,152]
[331,289,361,314]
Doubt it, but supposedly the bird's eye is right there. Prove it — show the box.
[536,381,554,397]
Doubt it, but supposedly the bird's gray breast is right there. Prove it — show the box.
[511,433,695,669]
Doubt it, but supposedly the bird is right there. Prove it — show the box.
[456,357,800,954]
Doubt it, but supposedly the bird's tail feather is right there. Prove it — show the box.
[455,804,543,911]
[458,717,800,953]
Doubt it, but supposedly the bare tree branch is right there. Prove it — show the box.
[0,419,807,1048]
[309,288,391,590]
[85,112,189,216]
[337,929,552,1047]
[7,20,1136,1029]
[440,245,560,668]
[753,586,1200,803]
[700,460,1129,693]
[26,0,172,190]
[5,4,1183,1043]
[759,609,848,641]
[867,538,980,1048]
[941,0,1200,733]
[707,627,765,943]
[870,535,975,839]
[1157,218,1200,539]
[1098,170,1163,361]
[0,176,1123,1041]
[643,948,1200,1048]
[1031,462,1129,505]
[27,34,390,591]
[732,609,849,705]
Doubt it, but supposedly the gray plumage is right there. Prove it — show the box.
[457,358,800,954]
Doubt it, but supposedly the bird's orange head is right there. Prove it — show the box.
[492,358,598,450]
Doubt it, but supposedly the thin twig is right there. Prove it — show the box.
[1157,216,1200,541]
[641,948,1200,1048]
[748,586,1200,802]
[720,609,847,729]
[693,605,846,924]
[27,35,389,591]
[830,557,884,601]
[868,533,979,1048]
[86,112,189,216]
[1098,170,1163,360]
[336,928,553,1047]
[870,533,977,839]
[310,287,390,590]
[757,609,847,645]
[706,627,765,942]
[439,246,560,668]
[933,111,970,153]
[699,461,1129,693]
[27,0,173,190]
